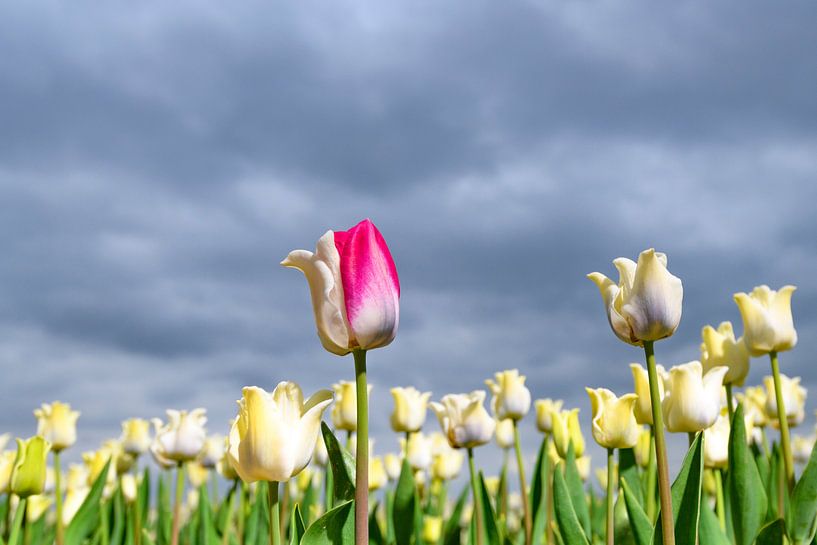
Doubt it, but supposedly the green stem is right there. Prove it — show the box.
[268,482,280,545]
[134,491,142,545]
[100,498,110,545]
[7,498,26,545]
[513,421,532,545]
[715,470,726,531]
[770,351,795,491]
[353,349,369,545]
[644,340,675,545]
[467,448,484,545]
[237,480,246,544]
[54,450,64,545]
[606,449,615,545]
[760,427,771,458]
[724,384,735,425]
[170,462,185,545]
[499,451,508,520]
[222,481,238,545]
[544,434,554,545]
[646,426,657,521]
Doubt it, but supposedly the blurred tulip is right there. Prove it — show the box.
[34,402,79,452]
[120,418,152,456]
[402,432,432,471]
[734,285,797,356]
[700,322,751,386]
[331,381,371,432]
[430,391,496,449]
[199,434,224,469]
[662,361,727,433]
[486,369,531,421]
[629,363,668,425]
[0,451,15,493]
[282,219,400,355]
[227,382,333,483]
[576,456,591,481]
[422,516,443,544]
[151,409,207,463]
[588,249,683,345]
[595,464,617,491]
[26,494,52,523]
[312,433,329,467]
[495,418,515,450]
[11,436,51,498]
[121,473,138,503]
[368,456,387,491]
[82,446,116,493]
[741,386,769,427]
[793,434,815,464]
[551,408,585,458]
[187,461,210,488]
[634,428,650,468]
[390,387,431,434]
[534,399,563,434]
[0,433,9,452]
[764,374,807,428]
[586,388,639,449]
[430,432,463,481]
[703,411,730,469]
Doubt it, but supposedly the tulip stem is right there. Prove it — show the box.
[171,462,185,545]
[770,351,795,491]
[100,499,110,545]
[467,448,484,545]
[54,450,64,545]
[724,384,735,424]
[7,497,25,545]
[644,340,675,545]
[353,349,369,545]
[513,421,532,545]
[606,448,615,545]
[646,426,657,521]
[237,480,246,544]
[222,480,238,545]
[715,469,726,531]
[268,482,281,545]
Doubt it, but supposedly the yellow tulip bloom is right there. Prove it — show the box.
[733,285,797,356]
[586,388,639,449]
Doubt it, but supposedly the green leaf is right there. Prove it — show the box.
[321,422,356,503]
[612,491,635,545]
[443,487,469,545]
[139,468,151,529]
[620,478,651,545]
[755,518,786,545]
[552,464,589,545]
[301,500,354,545]
[393,458,418,545]
[65,459,112,545]
[111,488,126,545]
[728,403,768,545]
[529,437,551,545]
[698,504,730,545]
[653,431,704,545]
[564,443,591,539]
[156,473,172,545]
[197,483,221,545]
[789,436,817,544]
[478,472,502,545]
[368,502,384,545]
[290,504,307,545]
[618,448,643,508]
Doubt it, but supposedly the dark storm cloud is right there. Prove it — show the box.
[0,0,816,474]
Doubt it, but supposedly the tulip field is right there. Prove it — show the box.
[2,219,816,545]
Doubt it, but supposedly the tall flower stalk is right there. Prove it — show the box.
[354,349,370,545]
[644,341,674,544]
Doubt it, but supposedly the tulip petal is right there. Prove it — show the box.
[333,219,400,350]
[622,248,683,341]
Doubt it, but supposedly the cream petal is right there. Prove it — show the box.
[622,249,683,342]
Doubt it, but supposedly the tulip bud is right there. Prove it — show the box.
[430,391,496,449]
[26,494,52,523]
[700,322,751,386]
[588,249,683,345]
[495,418,515,450]
[422,516,443,544]
[368,456,387,491]
[534,399,563,434]
[0,451,16,493]
[575,455,591,481]
[11,436,51,498]
[151,409,207,464]
[199,435,225,469]
[187,461,210,488]
[485,369,531,421]
[312,434,329,467]
[33,402,79,453]
[662,361,728,433]
[121,473,138,503]
[740,387,769,427]
[120,418,152,456]
[384,453,403,481]
[282,219,400,356]
[429,432,463,481]
[82,446,116,492]
[227,382,333,483]
[217,457,239,481]
[629,363,668,425]
[792,435,815,464]
[585,388,639,449]
[634,428,650,468]
[703,411,730,469]
[734,285,797,356]
[332,381,371,432]
[595,464,617,491]
[402,432,432,472]
[763,374,806,428]
[551,408,585,458]
[390,387,431,434]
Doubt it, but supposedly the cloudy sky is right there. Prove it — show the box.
[1,1,816,481]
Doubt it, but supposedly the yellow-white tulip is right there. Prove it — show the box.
[121,473,138,503]
[741,386,769,427]
[430,391,496,449]
[495,418,515,449]
[187,461,210,487]
[422,516,443,544]
[595,464,617,491]
[586,388,639,449]
[369,456,387,491]
[82,446,117,494]
[101,439,135,475]
[26,494,52,523]
[763,374,806,428]
[576,455,591,481]
[734,285,797,356]
[402,432,432,471]
[485,369,531,421]
[331,381,371,432]
[634,428,651,468]
[62,465,90,525]
[534,399,563,434]
[11,436,51,498]
[703,411,730,469]
[384,453,403,481]
[312,433,328,467]
[662,361,728,433]
[0,451,16,493]
[120,418,152,456]
[34,401,79,452]
[629,362,668,425]
[227,382,333,483]
[151,409,207,463]
[390,387,431,434]
[792,435,815,464]
[588,248,683,345]
[700,321,751,386]
[430,432,463,481]
[551,408,585,458]
[0,434,9,452]
[199,434,225,469]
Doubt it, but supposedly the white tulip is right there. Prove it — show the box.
[486,369,531,421]
[662,361,728,433]
[734,285,797,356]
[151,409,207,464]
[430,391,496,449]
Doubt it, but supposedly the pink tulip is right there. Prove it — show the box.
[282,219,400,355]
